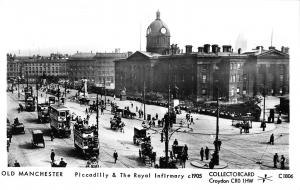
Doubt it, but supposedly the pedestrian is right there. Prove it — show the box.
[181,153,187,168]
[190,116,194,124]
[50,131,54,141]
[59,158,67,167]
[183,144,188,158]
[273,153,279,168]
[205,146,209,160]
[270,134,274,145]
[85,108,88,114]
[101,107,104,115]
[261,120,266,131]
[155,113,158,120]
[200,147,204,161]
[14,160,20,167]
[131,103,133,108]
[113,150,118,164]
[277,115,282,124]
[136,106,138,113]
[280,155,286,169]
[50,149,55,163]
[173,139,178,146]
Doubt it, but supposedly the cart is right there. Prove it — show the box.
[133,126,150,145]
[11,123,25,134]
[31,130,45,148]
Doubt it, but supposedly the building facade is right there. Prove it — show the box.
[7,53,68,83]
[115,11,289,103]
[67,51,128,89]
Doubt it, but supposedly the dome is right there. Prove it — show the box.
[146,10,170,37]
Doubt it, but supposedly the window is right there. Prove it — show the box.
[230,63,233,70]
[202,75,207,83]
[202,88,207,95]
[280,74,284,82]
[237,63,241,69]
[237,88,240,94]
[237,75,240,82]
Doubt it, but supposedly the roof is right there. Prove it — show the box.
[70,52,96,60]
[243,48,289,57]
[32,130,43,134]
[146,10,170,37]
[50,104,69,111]
[126,51,162,60]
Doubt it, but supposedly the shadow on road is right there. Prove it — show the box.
[125,155,148,167]
[24,117,39,124]
[18,142,35,149]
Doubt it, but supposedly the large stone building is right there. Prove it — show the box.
[67,50,128,89]
[115,11,289,103]
[7,53,68,83]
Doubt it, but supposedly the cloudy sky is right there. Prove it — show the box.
[1,0,299,55]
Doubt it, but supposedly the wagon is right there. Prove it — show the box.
[11,123,25,134]
[172,145,184,161]
[133,126,150,145]
[31,130,45,148]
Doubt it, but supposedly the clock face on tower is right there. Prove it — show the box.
[160,27,166,34]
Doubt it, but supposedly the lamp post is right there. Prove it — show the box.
[143,73,146,121]
[17,77,20,99]
[36,76,39,111]
[213,87,220,166]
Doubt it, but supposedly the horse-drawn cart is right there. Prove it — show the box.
[31,130,45,148]
[11,120,25,134]
[133,126,151,145]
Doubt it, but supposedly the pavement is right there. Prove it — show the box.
[7,86,289,169]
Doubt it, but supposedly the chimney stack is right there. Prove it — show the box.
[212,44,219,53]
[203,44,211,53]
[222,45,232,52]
[185,45,193,54]
[198,47,204,53]
[269,46,275,50]
[238,48,242,54]
[281,46,289,54]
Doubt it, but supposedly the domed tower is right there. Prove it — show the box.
[146,10,170,54]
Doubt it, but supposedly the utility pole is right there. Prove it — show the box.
[26,73,29,88]
[104,77,106,108]
[214,88,220,165]
[64,80,67,97]
[143,80,146,120]
[57,84,60,106]
[36,77,39,111]
[96,93,99,129]
[17,77,20,99]
[263,85,266,122]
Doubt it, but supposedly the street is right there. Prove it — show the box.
[7,87,289,169]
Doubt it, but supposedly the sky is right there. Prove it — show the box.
[0,0,299,55]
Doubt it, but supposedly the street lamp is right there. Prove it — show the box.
[213,87,220,166]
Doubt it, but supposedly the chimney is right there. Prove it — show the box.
[281,46,289,54]
[198,47,204,53]
[185,45,193,54]
[203,44,211,53]
[115,48,120,53]
[212,44,219,53]
[222,45,232,52]
[238,48,242,54]
[269,46,275,50]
